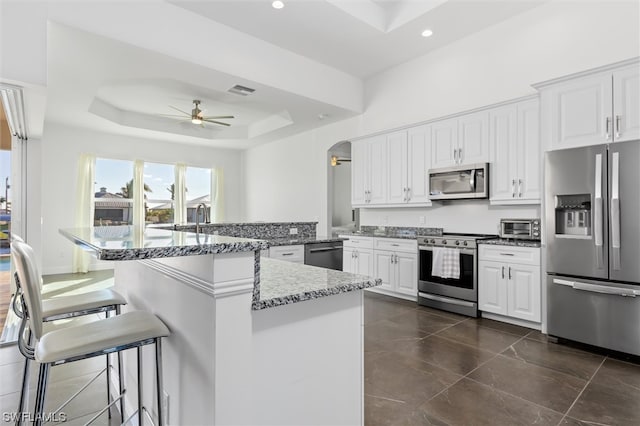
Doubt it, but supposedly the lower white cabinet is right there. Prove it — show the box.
[478,245,541,323]
[374,250,417,297]
[341,235,418,299]
[343,246,374,276]
[268,245,305,264]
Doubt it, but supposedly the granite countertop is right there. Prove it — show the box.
[60,226,268,261]
[253,258,382,310]
[266,235,347,247]
[479,238,542,248]
[338,231,418,240]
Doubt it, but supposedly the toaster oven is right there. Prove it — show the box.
[499,218,541,240]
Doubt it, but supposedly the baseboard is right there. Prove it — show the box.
[365,287,417,302]
[481,312,542,331]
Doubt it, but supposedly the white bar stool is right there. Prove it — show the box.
[12,241,170,426]
[11,236,128,425]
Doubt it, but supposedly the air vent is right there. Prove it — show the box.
[228,85,255,96]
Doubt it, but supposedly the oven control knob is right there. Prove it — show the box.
[463,241,468,246]
[442,240,447,244]
[430,239,436,244]
[455,240,460,246]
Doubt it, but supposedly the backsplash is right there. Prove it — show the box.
[359,226,443,238]
[173,222,317,239]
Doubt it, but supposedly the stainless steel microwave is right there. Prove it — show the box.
[500,218,541,240]
[429,163,489,201]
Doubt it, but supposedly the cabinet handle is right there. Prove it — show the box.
[407,187,412,201]
[512,179,516,198]
[615,115,621,139]
[606,117,612,141]
[518,179,523,198]
[281,253,294,256]
[502,266,505,279]
[508,267,512,280]
[458,148,462,164]
[500,253,515,256]
[391,243,400,247]
[453,148,458,163]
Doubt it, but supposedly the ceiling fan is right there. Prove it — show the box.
[161,100,234,127]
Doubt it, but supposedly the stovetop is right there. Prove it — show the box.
[417,233,498,248]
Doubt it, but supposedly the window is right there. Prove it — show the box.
[186,167,211,223]
[92,158,214,226]
[94,159,133,226]
[144,162,174,225]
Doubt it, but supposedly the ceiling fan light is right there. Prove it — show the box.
[192,118,202,125]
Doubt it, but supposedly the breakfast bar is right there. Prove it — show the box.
[60,226,380,425]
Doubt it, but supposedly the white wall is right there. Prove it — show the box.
[39,122,245,274]
[362,0,640,133]
[244,1,640,234]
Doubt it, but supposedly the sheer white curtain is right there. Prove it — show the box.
[212,167,225,223]
[73,154,95,273]
[174,163,187,224]
[132,160,145,228]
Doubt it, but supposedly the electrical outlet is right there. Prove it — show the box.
[289,228,298,235]
[162,391,169,422]
[419,216,426,225]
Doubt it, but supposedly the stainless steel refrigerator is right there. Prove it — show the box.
[545,140,640,356]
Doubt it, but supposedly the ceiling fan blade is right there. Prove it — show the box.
[203,119,231,127]
[159,114,189,118]
[169,105,191,116]
[203,115,235,119]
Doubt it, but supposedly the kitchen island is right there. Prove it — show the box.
[60,226,380,425]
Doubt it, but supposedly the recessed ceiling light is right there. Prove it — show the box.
[421,29,433,38]
[272,1,284,9]
[318,113,329,120]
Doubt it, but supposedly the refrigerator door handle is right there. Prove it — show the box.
[553,278,639,297]
[611,152,621,270]
[594,153,604,269]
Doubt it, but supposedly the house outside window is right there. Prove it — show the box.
[94,159,133,226]
[186,167,212,223]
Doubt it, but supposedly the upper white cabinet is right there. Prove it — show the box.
[386,126,432,206]
[490,98,541,204]
[431,111,489,169]
[537,60,640,150]
[351,135,387,207]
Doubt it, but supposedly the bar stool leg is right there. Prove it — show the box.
[116,306,125,424]
[137,347,143,426]
[16,330,32,426]
[155,338,164,426]
[33,363,50,426]
[106,311,112,419]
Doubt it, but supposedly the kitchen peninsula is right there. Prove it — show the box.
[60,226,380,426]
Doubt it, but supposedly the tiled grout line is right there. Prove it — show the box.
[556,356,608,425]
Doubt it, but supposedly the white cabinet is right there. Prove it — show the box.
[372,238,418,298]
[478,245,541,324]
[342,235,418,300]
[386,126,432,206]
[341,236,374,277]
[489,98,541,204]
[268,245,305,264]
[351,136,387,206]
[431,111,489,169]
[538,61,640,150]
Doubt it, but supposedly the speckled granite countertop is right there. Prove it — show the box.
[266,236,346,247]
[253,258,381,310]
[338,226,443,240]
[60,226,268,261]
[479,238,542,248]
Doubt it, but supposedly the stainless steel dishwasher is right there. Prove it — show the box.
[304,241,343,270]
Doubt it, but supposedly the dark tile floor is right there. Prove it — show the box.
[364,292,640,426]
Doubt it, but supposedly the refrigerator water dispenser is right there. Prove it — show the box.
[555,194,591,236]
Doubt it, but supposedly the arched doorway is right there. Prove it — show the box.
[327,140,356,236]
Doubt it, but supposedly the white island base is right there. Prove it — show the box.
[113,251,365,426]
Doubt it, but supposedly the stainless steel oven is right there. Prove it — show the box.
[417,234,491,317]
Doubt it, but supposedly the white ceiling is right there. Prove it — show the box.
[170,0,546,78]
[43,0,547,149]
